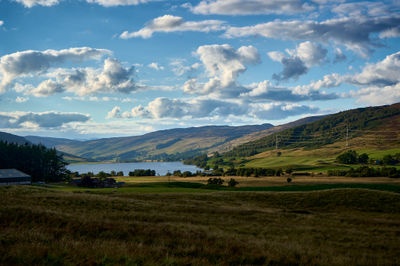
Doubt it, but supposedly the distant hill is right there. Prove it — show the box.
[225,103,400,158]
[56,124,274,162]
[0,132,30,145]
[25,135,81,148]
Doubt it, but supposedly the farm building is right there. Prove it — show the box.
[0,169,31,185]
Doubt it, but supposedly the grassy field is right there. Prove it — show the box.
[244,145,400,172]
[1,183,400,265]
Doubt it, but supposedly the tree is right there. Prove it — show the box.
[0,141,68,182]
[277,151,282,157]
[358,153,369,164]
[97,171,108,179]
[173,170,182,177]
[383,155,396,165]
[276,168,283,176]
[337,150,358,164]
[287,177,292,183]
[228,178,238,187]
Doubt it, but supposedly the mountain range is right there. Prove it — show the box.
[1,103,399,164]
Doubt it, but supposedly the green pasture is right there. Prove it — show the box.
[243,147,400,172]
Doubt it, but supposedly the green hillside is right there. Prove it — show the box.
[225,103,400,158]
[56,124,273,162]
[209,115,325,153]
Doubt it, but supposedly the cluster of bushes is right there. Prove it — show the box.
[67,170,123,180]
[0,141,67,182]
[71,175,120,188]
[328,166,400,178]
[128,169,156,176]
[167,170,201,177]
[380,154,400,165]
[337,150,400,166]
[336,150,369,164]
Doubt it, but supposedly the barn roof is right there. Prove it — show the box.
[0,169,31,178]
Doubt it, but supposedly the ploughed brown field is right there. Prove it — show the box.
[1,184,400,265]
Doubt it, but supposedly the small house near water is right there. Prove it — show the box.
[0,169,31,185]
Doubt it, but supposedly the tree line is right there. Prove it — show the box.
[0,141,68,182]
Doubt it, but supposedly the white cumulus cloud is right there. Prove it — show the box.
[86,0,162,7]
[120,15,226,39]
[21,58,137,96]
[16,96,29,103]
[148,62,164,71]
[108,97,320,121]
[0,47,111,92]
[183,44,260,96]
[187,0,314,15]
[13,0,60,7]
[251,102,319,120]
[108,97,248,119]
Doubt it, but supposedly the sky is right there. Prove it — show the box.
[0,0,399,139]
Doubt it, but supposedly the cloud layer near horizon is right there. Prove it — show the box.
[0,111,90,129]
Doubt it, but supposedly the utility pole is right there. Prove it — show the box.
[275,135,279,150]
[346,125,349,148]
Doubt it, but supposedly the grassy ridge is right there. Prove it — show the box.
[1,185,400,265]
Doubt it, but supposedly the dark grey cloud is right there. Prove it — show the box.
[269,41,328,81]
[272,57,308,81]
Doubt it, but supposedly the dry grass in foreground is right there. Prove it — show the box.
[1,185,400,265]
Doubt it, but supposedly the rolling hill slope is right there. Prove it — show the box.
[25,135,81,148]
[56,124,274,162]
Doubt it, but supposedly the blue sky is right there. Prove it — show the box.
[0,0,399,138]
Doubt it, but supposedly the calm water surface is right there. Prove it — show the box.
[66,162,202,176]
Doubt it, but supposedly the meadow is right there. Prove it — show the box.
[244,145,400,172]
[1,181,400,265]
